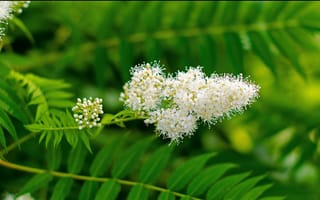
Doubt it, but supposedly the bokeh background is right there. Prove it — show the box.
[1,1,320,199]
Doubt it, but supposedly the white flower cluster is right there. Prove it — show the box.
[120,62,260,143]
[3,192,34,200]
[0,1,30,39]
[72,97,104,130]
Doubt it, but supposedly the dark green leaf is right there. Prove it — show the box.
[95,180,121,200]
[112,137,153,178]
[79,181,99,200]
[11,17,35,44]
[248,31,277,76]
[206,172,250,200]
[139,145,173,184]
[47,144,62,170]
[224,32,244,74]
[50,178,73,200]
[65,131,79,148]
[260,197,286,200]
[240,184,273,200]
[187,163,236,196]
[224,175,266,199]
[67,143,87,173]
[167,153,216,191]
[157,192,175,200]
[127,184,149,200]
[268,30,306,77]
[79,132,92,153]
[0,109,17,141]
[0,127,6,148]
[89,138,119,176]
[119,40,133,82]
[18,173,52,196]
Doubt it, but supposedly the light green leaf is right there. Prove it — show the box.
[95,180,121,200]
[167,153,216,191]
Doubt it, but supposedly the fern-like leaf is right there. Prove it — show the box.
[10,136,283,199]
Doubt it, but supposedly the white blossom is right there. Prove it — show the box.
[0,2,11,21]
[119,62,165,113]
[72,97,104,129]
[3,192,34,200]
[145,107,197,143]
[120,62,260,143]
[0,1,30,39]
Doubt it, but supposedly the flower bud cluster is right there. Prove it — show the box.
[72,97,104,130]
[120,62,260,143]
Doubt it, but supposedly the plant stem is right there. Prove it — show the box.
[0,159,201,200]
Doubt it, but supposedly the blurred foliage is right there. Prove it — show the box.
[1,1,320,199]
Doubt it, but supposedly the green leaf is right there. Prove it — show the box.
[79,181,99,200]
[65,131,79,148]
[18,173,53,196]
[47,144,62,170]
[167,153,216,191]
[119,40,133,82]
[240,184,273,200]
[197,36,216,73]
[248,31,277,76]
[268,30,306,77]
[139,145,173,184]
[95,180,121,200]
[0,109,17,141]
[260,197,286,200]
[145,38,163,61]
[67,143,87,173]
[79,132,92,153]
[0,127,6,148]
[286,28,319,51]
[157,192,175,200]
[112,137,153,178]
[262,1,287,22]
[224,175,266,199]
[206,172,251,200]
[187,163,236,196]
[50,178,74,200]
[224,32,244,74]
[11,17,35,44]
[89,138,119,176]
[0,92,28,123]
[127,184,149,200]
